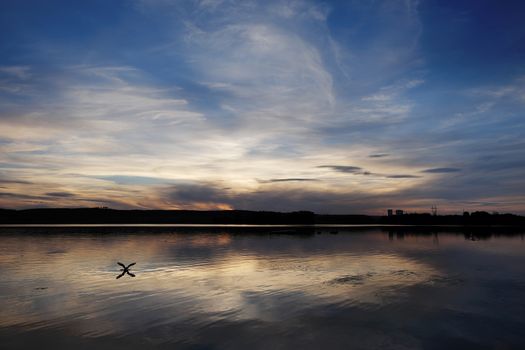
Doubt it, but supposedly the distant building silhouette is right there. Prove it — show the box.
[395,209,404,216]
[387,209,393,217]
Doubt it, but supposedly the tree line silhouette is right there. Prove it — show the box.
[1,208,524,226]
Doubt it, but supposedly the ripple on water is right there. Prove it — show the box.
[1,230,525,349]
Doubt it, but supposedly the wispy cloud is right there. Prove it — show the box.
[0,178,32,185]
[318,165,420,179]
[318,165,363,174]
[0,66,31,80]
[0,0,524,213]
[45,192,75,198]
[369,153,390,158]
[421,168,461,173]
[386,174,420,179]
[257,178,320,183]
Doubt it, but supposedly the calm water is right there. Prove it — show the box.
[1,227,524,349]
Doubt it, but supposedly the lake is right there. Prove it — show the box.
[0,227,524,349]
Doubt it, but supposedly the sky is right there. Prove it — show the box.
[0,0,524,214]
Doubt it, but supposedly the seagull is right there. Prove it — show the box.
[116,262,136,279]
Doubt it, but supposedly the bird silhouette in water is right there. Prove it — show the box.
[116,262,136,279]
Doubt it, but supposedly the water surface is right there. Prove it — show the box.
[1,227,524,349]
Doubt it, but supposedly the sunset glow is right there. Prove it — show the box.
[1,1,524,214]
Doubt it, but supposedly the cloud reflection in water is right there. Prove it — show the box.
[1,228,525,349]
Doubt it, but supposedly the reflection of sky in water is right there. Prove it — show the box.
[1,229,525,349]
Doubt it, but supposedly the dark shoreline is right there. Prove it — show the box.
[1,208,525,227]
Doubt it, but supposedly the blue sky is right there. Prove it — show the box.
[0,0,524,214]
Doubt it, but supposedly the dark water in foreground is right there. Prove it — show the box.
[1,227,524,349]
